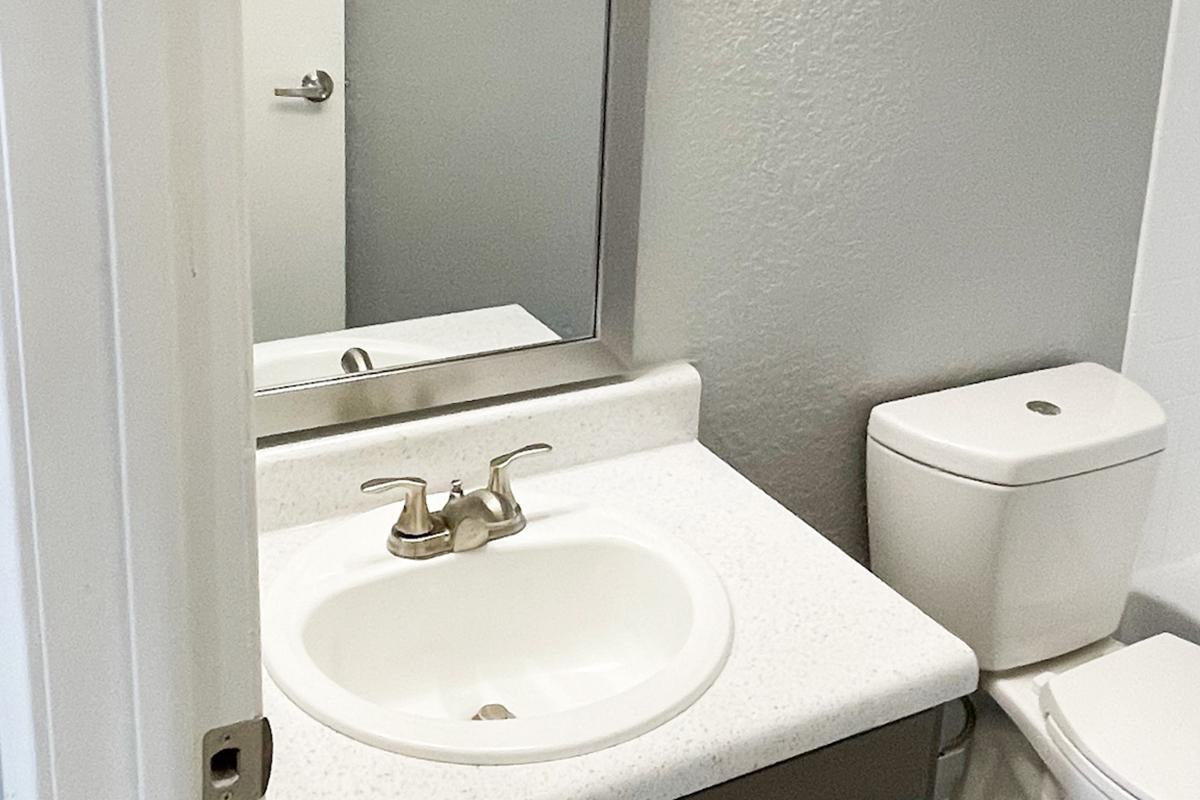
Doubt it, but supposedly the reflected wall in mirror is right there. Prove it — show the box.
[243,1,610,390]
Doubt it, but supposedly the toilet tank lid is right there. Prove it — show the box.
[867,363,1166,486]
[1039,634,1200,800]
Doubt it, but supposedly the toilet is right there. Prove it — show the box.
[866,362,1200,800]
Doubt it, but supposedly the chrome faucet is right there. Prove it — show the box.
[360,443,552,559]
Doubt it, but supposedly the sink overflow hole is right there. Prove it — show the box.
[472,703,515,721]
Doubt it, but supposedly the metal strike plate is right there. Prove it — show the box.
[202,716,273,800]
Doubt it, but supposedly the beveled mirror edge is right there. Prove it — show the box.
[252,0,649,440]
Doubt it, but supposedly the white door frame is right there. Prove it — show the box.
[0,2,260,798]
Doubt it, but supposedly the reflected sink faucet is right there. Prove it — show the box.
[340,347,374,374]
[360,443,552,559]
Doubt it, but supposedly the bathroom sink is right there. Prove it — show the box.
[262,493,733,764]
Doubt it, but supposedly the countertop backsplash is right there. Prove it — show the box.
[256,363,701,533]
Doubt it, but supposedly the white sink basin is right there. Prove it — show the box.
[262,493,732,764]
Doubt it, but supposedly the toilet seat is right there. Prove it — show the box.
[1039,634,1200,800]
[1044,715,1138,800]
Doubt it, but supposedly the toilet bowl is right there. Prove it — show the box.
[865,363,1200,800]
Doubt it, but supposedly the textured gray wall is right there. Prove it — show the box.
[633,1,1170,562]
[344,1,607,339]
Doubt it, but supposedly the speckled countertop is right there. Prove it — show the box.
[259,439,978,799]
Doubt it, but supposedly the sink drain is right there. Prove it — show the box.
[471,703,515,721]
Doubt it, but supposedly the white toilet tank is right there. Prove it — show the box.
[866,363,1166,672]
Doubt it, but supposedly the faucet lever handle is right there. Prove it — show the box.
[360,476,435,536]
[487,443,553,508]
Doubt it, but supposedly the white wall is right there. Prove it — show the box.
[1124,0,1200,574]
[633,1,1170,562]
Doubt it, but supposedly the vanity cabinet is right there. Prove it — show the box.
[682,706,944,800]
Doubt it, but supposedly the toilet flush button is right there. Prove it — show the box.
[1026,400,1062,416]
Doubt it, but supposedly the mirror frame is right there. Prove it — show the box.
[253,0,649,439]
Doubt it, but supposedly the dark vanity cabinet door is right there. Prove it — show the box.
[681,706,944,800]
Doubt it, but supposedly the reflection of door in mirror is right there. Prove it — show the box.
[242,1,609,390]
[243,0,346,343]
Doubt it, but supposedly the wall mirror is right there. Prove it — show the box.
[245,1,648,438]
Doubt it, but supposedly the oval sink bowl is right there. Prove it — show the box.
[262,494,733,764]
